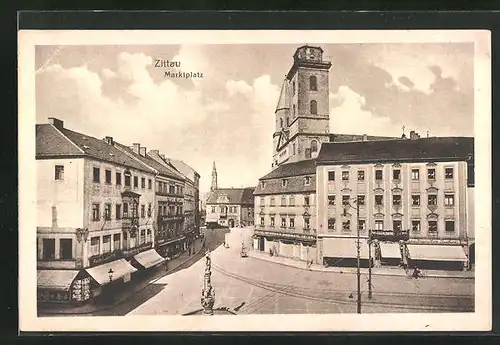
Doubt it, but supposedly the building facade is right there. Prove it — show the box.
[316,136,474,270]
[36,118,162,304]
[206,188,255,228]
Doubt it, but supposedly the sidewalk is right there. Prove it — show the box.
[38,238,205,315]
[247,250,475,279]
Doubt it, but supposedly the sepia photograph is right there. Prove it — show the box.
[18,29,491,332]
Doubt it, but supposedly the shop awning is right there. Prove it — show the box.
[37,270,80,291]
[86,259,137,285]
[379,242,402,259]
[133,249,165,269]
[407,244,467,262]
[323,237,369,259]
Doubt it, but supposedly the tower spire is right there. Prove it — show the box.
[211,161,218,192]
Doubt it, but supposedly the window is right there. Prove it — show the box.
[375,195,383,206]
[270,217,275,227]
[309,75,317,91]
[281,217,286,228]
[428,220,438,233]
[123,203,129,217]
[134,176,138,188]
[140,230,146,244]
[90,237,100,256]
[105,170,112,184]
[286,117,290,127]
[293,104,296,117]
[427,168,436,180]
[310,100,317,114]
[342,171,349,181]
[113,233,121,250]
[304,196,310,206]
[260,217,264,226]
[270,197,275,207]
[328,218,336,230]
[289,196,295,206]
[116,172,122,185]
[141,177,145,189]
[260,181,265,188]
[293,143,296,155]
[445,220,455,232]
[393,169,401,180]
[55,165,64,180]
[445,167,454,179]
[287,218,293,228]
[260,197,265,205]
[311,140,318,153]
[293,80,296,95]
[280,118,284,129]
[342,195,350,206]
[445,194,455,206]
[375,169,383,180]
[304,176,311,186]
[123,232,128,249]
[412,221,421,232]
[412,169,420,180]
[393,220,402,231]
[412,195,420,206]
[103,235,111,253]
[93,167,100,183]
[342,220,351,231]
[282,179,287,187]
[304,218,310,229]
[375,220,384,231]
[328,171,335,181]
[357,170,365,181]
[358,219,366,231]
[104,203,111,220]
[92,203,100,221]
[42,239,55,260]
[357,195,365,206]
[393,195,402,206]
[328,195,336,206]
[211,206,215,213]
[125,174,131,187]
[428,194,437,206]
[281,197,286,206]
[148,179,152,189]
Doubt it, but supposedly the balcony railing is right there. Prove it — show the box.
[88,242,153,267]
[156,191,184,198]
[254,228,316,242]
[370,229,409,242]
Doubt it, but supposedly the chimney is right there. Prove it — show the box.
[140,147,146,157]
[149,149,160,156]
[362,134,367,142]
[104,136,114,145]
[409,131,420,140]
[132,143,140,155]
[48,117,64,130]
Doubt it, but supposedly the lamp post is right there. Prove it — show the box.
[201,251,215,315]
[368,229,373,299]
[343,198,361,314]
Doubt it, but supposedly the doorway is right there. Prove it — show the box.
[258,237,265,251]
[228,219,235,228]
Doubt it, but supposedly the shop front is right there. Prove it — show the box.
[156,235,186,259]
[405,244,468,271]
[131,248,166,273]
[321,237,371,268]
[37,269,91,304]
[85,258,137,300]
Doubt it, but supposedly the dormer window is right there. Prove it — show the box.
[304,176,311,186]
[260,181,265,188]
[282,179,288,187]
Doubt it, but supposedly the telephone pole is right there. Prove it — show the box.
[355,201,361,313]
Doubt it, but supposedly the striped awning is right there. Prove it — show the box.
[407,244,467,262]
[37,270,80,291]
[133,249,165,269]
[86,259,137,285]
[379,242,402,259]
[323,237,369,259]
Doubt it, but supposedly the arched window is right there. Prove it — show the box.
[293,104,296,117]
[280,118,283,128]
[286,117,290,127]
[310,100,317,115]
[311,140,318,153]
[310,75,317,91]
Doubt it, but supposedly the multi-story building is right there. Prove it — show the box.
[113,144,188,259]
[36,118,163,304]
[167,158,201,239]
[316,135,474,270]
[206,188,255,228]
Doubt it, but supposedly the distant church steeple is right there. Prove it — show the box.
[211,161,218,192]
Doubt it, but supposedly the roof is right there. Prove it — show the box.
[275,79,291,112]
[168,158,199,183]
[329,133,398,143]
[37,270,81,291]
[36,124,153,173]
[259,159,317,180]
[206,187,255,205]
[317,137,474,165]
[254,175,316,196]
[113,142,184,181]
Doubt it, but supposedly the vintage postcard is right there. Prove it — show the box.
[18,29,491,332]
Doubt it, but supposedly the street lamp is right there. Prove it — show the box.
[108,268,114,283]
[343,198,361,314]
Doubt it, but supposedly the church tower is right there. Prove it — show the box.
[272,45,332,169]
[210,161,218,192]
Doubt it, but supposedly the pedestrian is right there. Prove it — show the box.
[412,266,422,279]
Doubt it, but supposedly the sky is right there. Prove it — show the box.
[35,43,474,195]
